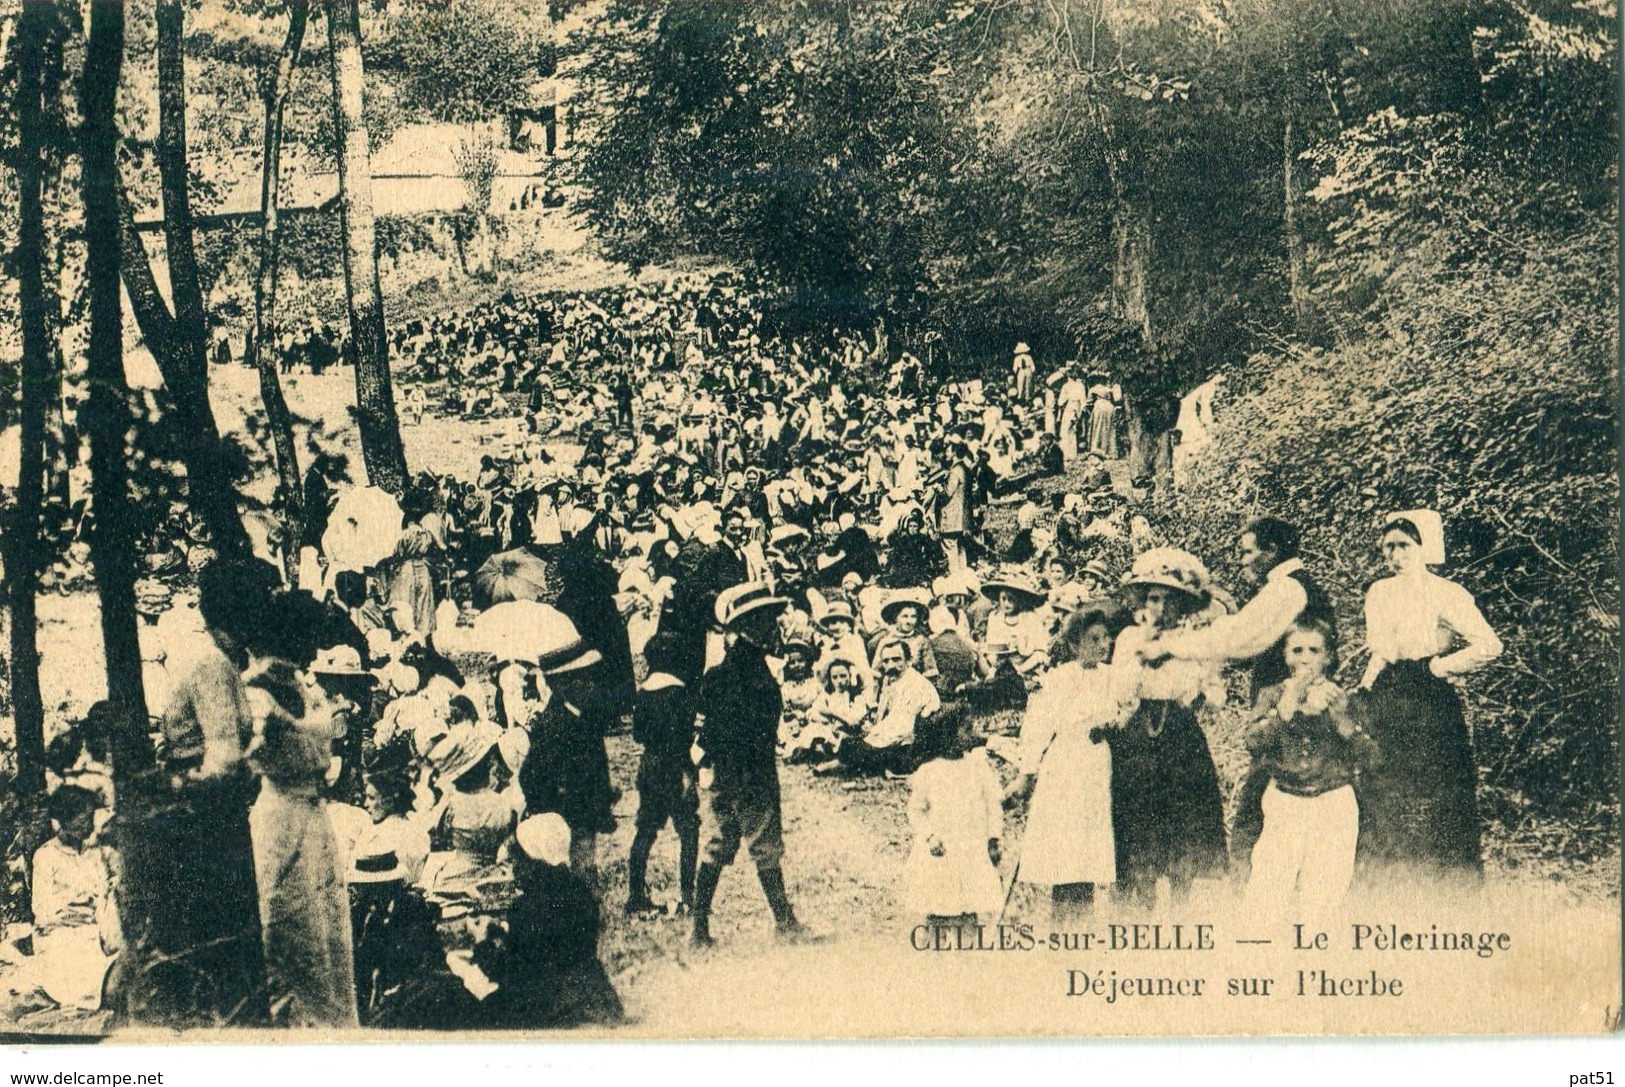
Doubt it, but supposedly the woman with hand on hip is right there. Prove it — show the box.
[1357,510,1502,885]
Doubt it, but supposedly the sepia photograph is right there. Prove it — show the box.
[0,0,1616,1044]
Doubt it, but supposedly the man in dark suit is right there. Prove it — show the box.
[689,583,816,947]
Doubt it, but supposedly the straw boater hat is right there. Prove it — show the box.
[981,568,1047,609]
[349,848,408,885]
[514,812,571,866]
[1121,547,1210,603]
[878,587,932,625]
[816,599,857,631]
[532,612,604,676]
[714,581,790,629]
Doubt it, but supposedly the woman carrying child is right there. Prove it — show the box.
[1109,549,1228,909]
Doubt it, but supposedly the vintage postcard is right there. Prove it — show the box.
[0,0,1616,1042]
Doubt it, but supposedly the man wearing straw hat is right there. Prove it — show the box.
[516,616,615,883]
[688,582,815,947]
[1011,342,1036,402]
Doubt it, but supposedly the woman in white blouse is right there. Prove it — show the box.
[1357,511,1503,883]
[976,574,1053,686]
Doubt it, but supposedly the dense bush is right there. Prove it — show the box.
[1158,94,1618,854]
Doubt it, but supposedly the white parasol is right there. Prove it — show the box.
[322,486,404,572]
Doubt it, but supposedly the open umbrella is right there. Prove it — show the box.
[466,601,580,663]
[476,549,551,606]
[322,486,404,572]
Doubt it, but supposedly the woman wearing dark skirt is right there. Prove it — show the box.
[1356,511,1502,884]
[1107,549,1229,909]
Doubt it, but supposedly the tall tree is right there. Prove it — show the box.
[326,0,408,496]
[81,0,152,746]
[37,26,71,525]
[5,0,57,799]
[250,0,312,575]
[152,0,252,557]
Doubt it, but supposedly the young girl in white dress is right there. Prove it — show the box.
[1005,603,1131,922]
[902,706,1005,924]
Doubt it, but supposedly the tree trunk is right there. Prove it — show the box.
[116,179,178,353]
[1112,203,1153,347]
[1091,96,1156,474]
[326,0,408,496]
[39,19,71,525]
[250,0,310,580]
[82,0,152,745]
[42,161,71,522]
[1283,115,1310,330]
[6,0,53,799]
[115,179,258,562]
[154,0,252,558]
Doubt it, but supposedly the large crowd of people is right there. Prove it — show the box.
[0,274,1503,1031]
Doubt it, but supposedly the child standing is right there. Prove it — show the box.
[625,633,701,916]
[902,706,1005,924]
[1004,603,1130,923]
[1242,617,1379,922]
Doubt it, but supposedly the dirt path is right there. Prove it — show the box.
[593,733,916,1028]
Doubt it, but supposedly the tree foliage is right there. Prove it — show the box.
[370,0,556,124]
[1158,1,1617,852]
[577,0,1619,844]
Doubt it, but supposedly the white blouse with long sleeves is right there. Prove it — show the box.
[1361,572,1503,687]
[1113,623,1224,708]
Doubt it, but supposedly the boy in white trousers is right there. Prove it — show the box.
[1242,617,1379,923]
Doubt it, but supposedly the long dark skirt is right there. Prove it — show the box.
[1108,701,1228,906]
[110,774,269,1027]
[1356,659,1483,881]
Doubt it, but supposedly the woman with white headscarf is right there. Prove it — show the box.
[1356,510,1502,884]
